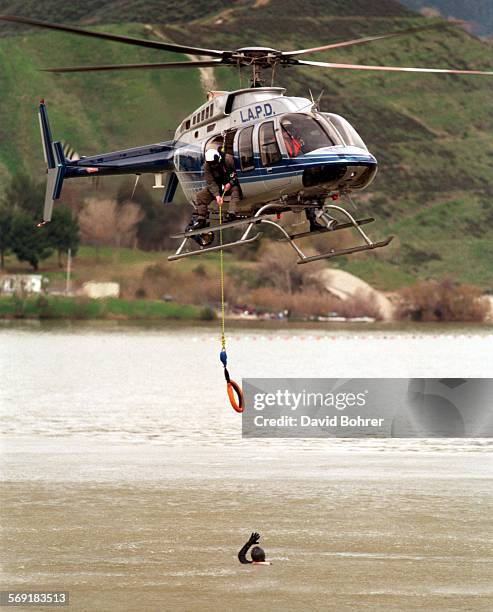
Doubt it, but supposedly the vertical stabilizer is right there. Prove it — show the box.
[38,101,66,223]
[38,99,55,170]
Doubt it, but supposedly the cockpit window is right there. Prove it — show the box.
[280,114,335,157]
[322,113,367,150]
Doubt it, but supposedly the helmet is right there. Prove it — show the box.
[205,148,221,163]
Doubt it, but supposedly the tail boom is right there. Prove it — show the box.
[38,101,175,222]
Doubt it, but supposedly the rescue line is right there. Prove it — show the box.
[218,193,244,414]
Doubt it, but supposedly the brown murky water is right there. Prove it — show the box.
[1,323,492,611]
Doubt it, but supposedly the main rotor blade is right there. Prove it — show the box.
[282,23,452,57]
[0,14,229,58]
[297,59,493,76]
[41,60,225,73]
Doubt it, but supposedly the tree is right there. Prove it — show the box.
[78,197,142,248]
[47,205,80,267]
[0,203,14,269]
[2,172,50,269]
[116,178,185,250]
[2,172,80,270]
[9,208,52,271]
[3,172,44,218]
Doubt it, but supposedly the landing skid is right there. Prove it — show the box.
[167,233,261,261]
[297,236,394,264]
[168,203,393,264]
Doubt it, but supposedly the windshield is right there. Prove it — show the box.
[280,114,335,157]
[322,113,368,150]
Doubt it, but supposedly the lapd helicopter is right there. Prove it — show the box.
[2,15,492,264]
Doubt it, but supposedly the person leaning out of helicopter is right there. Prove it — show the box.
[187,147,241,234]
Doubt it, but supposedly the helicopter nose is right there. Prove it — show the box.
[304,145,376,163]
[301,148,378,190]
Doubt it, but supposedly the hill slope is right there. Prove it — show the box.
[400,0,493,36]
[0,0,492,288]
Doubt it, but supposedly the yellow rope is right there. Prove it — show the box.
[218,194,226,352]
[217,189,244,413]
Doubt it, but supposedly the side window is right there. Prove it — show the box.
[223,129,237,170]
[259,121,281,166]
[224,129,237,156]
[238,126,254,171]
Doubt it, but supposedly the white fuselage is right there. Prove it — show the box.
[172,87,377,212]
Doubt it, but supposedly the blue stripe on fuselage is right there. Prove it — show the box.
[237,153,376,183]
[178,152,377,191]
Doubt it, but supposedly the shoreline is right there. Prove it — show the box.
[0,294,212,321]
[1,316,492,335]
[1,295,492,328]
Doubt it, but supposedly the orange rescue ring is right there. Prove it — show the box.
[227,380,244,413]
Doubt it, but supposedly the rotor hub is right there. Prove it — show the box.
[230,47,283,69]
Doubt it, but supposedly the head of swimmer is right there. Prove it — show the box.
[251,546,266,562]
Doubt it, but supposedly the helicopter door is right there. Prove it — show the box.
[258,120,291,191]
[234,126,256,199]
[223,129,237,167]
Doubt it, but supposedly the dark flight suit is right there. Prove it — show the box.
[196,159,240,218]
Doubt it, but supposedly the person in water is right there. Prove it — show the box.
[238,532,272,565]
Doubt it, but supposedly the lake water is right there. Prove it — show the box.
[1,322,492,611]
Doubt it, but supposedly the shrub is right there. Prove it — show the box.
[397,279,488,322]
[12,294,25,318]
[200,306,216,321]
[256,242,324,293]
[247,286,381,319]
[193,264,208,278]
[35,294,53,319]
[135,262,237,307]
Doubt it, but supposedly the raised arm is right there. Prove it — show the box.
[238,532,260,564]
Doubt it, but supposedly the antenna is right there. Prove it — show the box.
[311,89,325,111]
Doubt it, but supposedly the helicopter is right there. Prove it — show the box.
[2,15,492,264]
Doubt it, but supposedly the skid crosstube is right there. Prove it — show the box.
[297,236,394,264]
[170,212,275,238]
[167,233,261,261]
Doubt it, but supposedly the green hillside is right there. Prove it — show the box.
[401,0,493,36]
[1,0,492,288]
[0,22,204,181]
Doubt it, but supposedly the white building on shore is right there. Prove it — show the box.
[0,274,43,295]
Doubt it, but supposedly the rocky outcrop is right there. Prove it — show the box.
[314,268,395,321]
